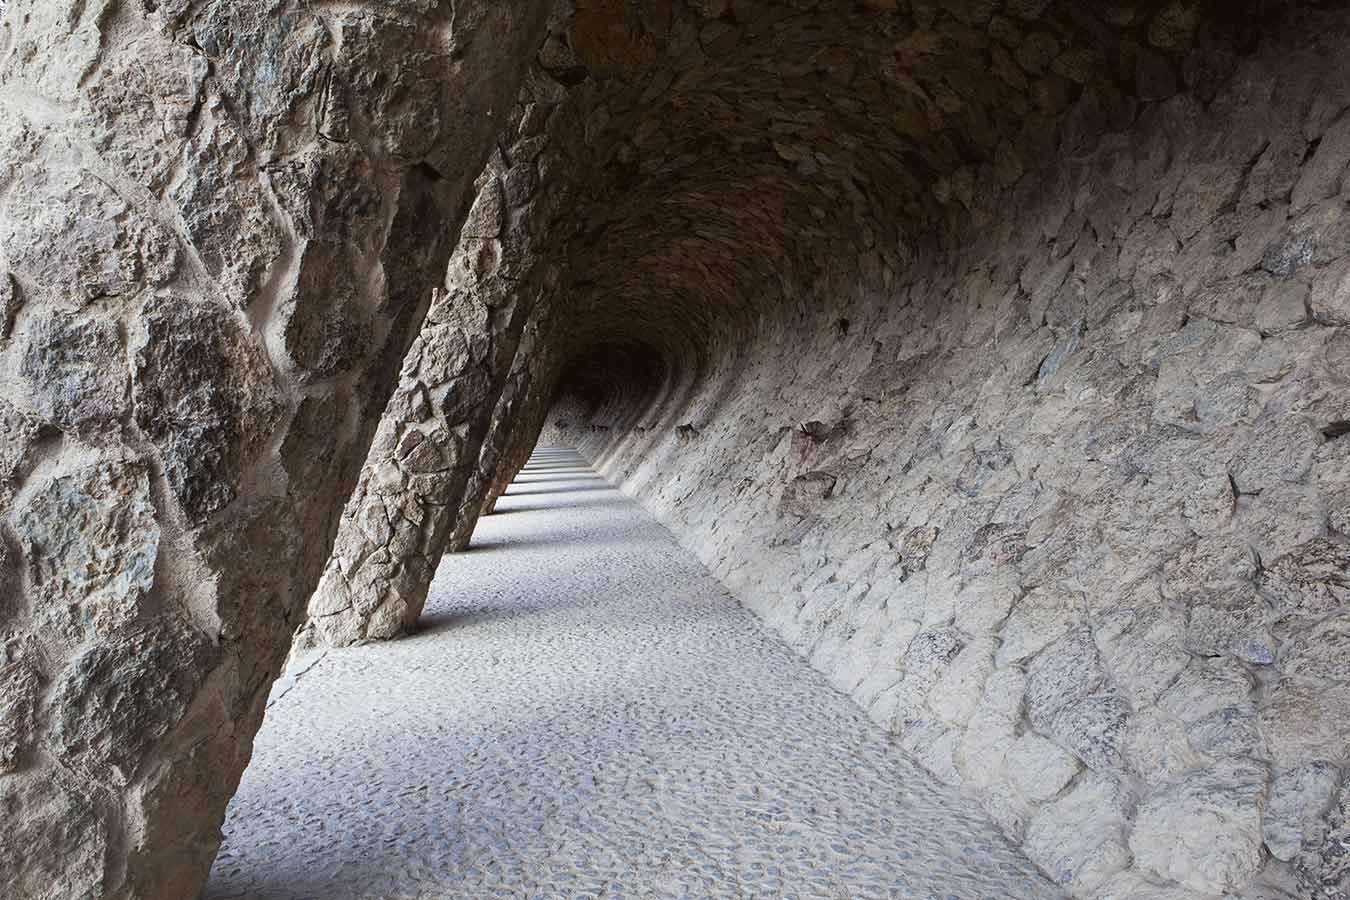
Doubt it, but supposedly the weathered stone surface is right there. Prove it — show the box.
[12,460,160,651]
[1005,732,1080,802]
[1090,871,1210,900]
[1265,763,1342,862]
[0,271,18,339]
[1051,692,1129,772]
[997,587,1084,665]
[1,164,177,304]
[1096,602,1190,706]
[1260,679,1350,768]
[0,776,108,900]
[47,622,215,787]
[133,295,281,521]
[1301,778,1350,899]
[0,0,551,896]
[1026,629,1104,731]
[526,8,1350,896]
[1024,773,1134,894]
[1123,708,1206,785]
[0,397,40,495]
[1131,758,1268,893]
[1264,538,1350,627]
[6,0,1350,896]
[18,312,128,433]
[0,643,42,772]
[956,665,1025,787]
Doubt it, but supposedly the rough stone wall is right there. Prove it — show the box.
[0,1,547,896]
[551,7,1350,899]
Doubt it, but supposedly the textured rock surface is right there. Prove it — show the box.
[6,0,1350,895]
[208,450,1064,900]
[529,3,1350,898]
[0,1,548,896]
[300,95,572,648]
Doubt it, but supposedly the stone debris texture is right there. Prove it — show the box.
[2,0,1350,898]
[207,450,1065,900]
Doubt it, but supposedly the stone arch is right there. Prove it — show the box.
[4,1,1350,898]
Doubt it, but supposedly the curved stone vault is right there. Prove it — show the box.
[2,1,1350,898]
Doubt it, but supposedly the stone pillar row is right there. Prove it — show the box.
[0,2,549,897]
[480,354,567,517]
[300,69,576,648]
[444,303,559,553]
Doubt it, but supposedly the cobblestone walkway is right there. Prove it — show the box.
[205,448,1064,900]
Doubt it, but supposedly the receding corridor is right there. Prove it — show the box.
[203,449,1063,900]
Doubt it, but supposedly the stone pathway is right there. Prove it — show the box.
[204,448,1064,900]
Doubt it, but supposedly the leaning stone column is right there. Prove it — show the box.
[444,304,555,551]
[479,354,565,515]
[302,80,570,647]
[0,2,547,897]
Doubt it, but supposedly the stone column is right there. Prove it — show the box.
[302,78,569,646]
[480,357,564,514]
[0,2,547,896]
[444,305,555,551]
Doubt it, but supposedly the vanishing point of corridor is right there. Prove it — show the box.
[203,449,1063,900]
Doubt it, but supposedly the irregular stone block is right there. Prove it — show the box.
[18,311,128,434]
[284,248,375,381]
[1050,691,1129,771]
[133,295,282,522]
[1187,705,1265,759]
[1185,590,1276,666]
[1284,615,1350,684]
[953,571,1019,633]
[779,470,837,519]
[1299,778,1350,898]
[1264,538,1350,627]
[0,397,40,493]
[1095,601,1190,706]
[0,645,42,772]
[996,586,1084,665]
[13,460,160,650]
[1292,114,1350,214]
[927,635,996,726]
[1265,762,1343,862]
[1005,732,1080,802]
[0,776,108,899]
[0,270,18,340]
[170,109,284,307]
[1025,627,1104,730]
[956,666,1025,786]
[1158,659,1255,726]
[1262,198,1350,277]
[48,622,215,786]
[870,626,963,730]
[897,717,962,785]
[1131,757,1268,893]
[1260,679,1350,768]
[2,165,177,304]
[1025,772,1134,894]
[1124,707,1206,785]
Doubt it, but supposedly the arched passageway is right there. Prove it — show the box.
[2,1,1349,898]
[206,448,1063,900]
